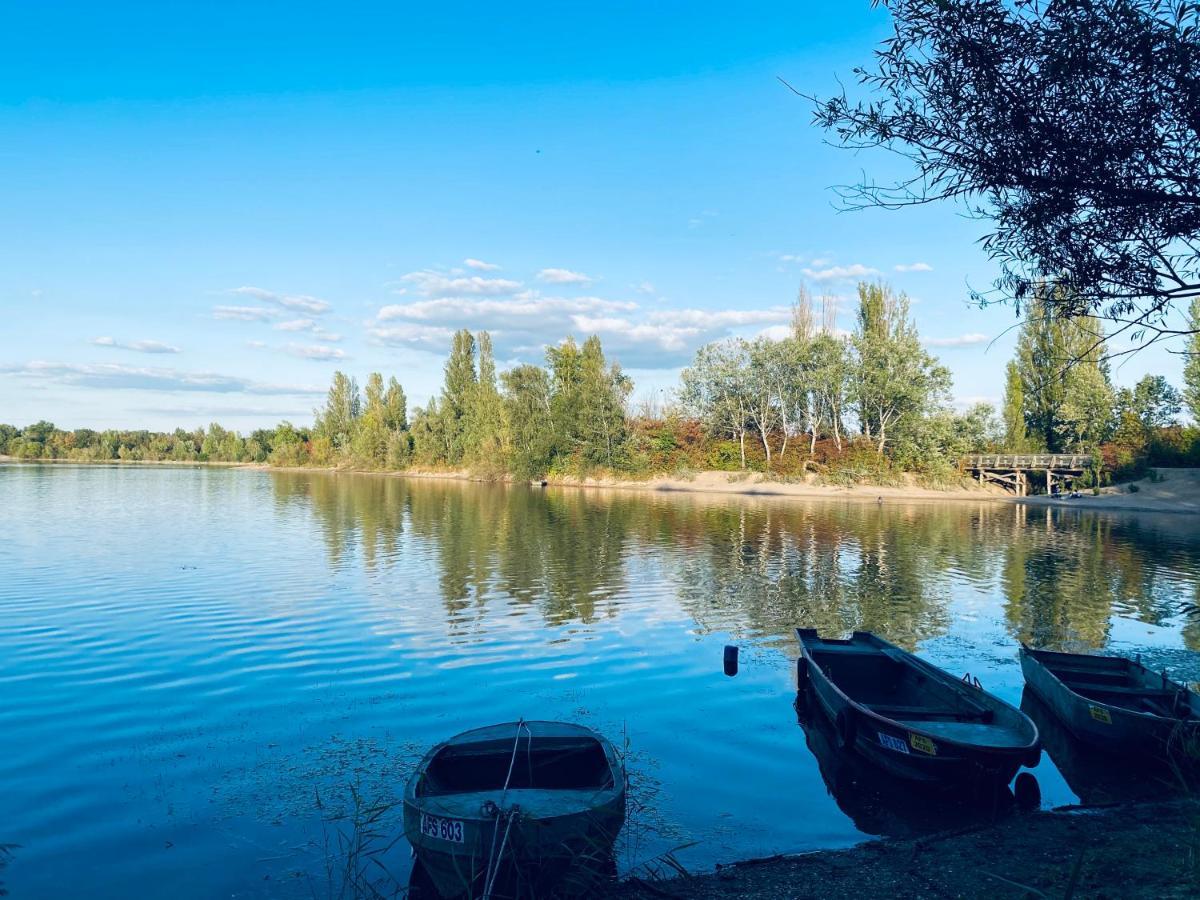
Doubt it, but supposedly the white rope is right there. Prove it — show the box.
[481,719,531,900]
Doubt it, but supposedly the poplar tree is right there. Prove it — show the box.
[315,371,360,451]
[1185,297,1200,423]
[441,330,477,464]
[1001,360,1028,451]
[851,282,949,453]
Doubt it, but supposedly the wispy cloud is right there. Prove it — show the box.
[687,210,718,228]
[1,361,322,395]
[370,292,793,368]
[464,258,501,271]
[924,332,989,348]
[282,343,346,361]
[91,337,180,354]
[398,269,523,298]
[229,286,331,315]
[274,318,316,332]
[801,263,881,282]
[214,305,282,322]
[894,262,933,273]
[537,268,593,286]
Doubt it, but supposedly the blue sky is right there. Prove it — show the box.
[0,1,1186,430]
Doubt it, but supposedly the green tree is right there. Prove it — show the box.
[1130,375,1182,430]
[1057,365,1116,451]
[1001,360,1028,451]
[851,282,950,453]
[315,371,360,452]
[680,340,752,469]
[441,330,477,464]
[1184,297,1200,423]
[1014,288,1110,452]
[502,364,555,478]
[350,372,389,468]
[466,331,506,468]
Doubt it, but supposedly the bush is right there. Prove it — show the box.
[1128,483,1140,493]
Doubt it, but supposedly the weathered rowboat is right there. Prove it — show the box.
[1020,645,1200,761]
[796,629,1040,786]
[402,721,625,898]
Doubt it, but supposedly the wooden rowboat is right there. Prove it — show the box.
[403,721,625,898]
[796,629,1040,786]
[1020,645,1200,761]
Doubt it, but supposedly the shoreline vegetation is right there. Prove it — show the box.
[5,282,1200,500]
[5,454,1199,515]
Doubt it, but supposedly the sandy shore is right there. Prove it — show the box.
[7,456,1199,514]
[617,800,1199,899]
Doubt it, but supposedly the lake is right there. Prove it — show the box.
[2,464,1199,897]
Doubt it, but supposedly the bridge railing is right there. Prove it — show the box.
[964,454,1092,470]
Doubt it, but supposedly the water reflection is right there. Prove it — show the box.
[794,690,1017,836]
[270,472,1200,654]
[1020,689,1189,804]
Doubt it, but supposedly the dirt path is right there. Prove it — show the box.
[618,801,1199,899]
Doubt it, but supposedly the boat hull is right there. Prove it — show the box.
[404,800,624,898]
[403,721,626,898]
[797,630,1039,789]
[1020,647,1200,761]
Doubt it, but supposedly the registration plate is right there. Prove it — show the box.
[420,812,465,843]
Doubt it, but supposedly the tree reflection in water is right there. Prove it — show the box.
[270,472,1200,653]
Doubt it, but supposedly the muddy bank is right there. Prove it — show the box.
[618,800,1199,899]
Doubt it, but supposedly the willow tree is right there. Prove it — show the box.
[813,0,1200,341]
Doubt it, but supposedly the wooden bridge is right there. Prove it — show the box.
[962,454,1093,497]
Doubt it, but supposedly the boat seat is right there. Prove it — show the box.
[1070,683,1175,698]
[1052,667,1128,686]
[867,703,994,723]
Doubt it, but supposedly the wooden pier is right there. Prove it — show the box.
[962,454,1092,497]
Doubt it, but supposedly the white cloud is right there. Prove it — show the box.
[313,329,342,342]
[635,281,656,295]
[464,258,501,271]
[229,286,331,315]
[368,323,457,351]
[648,308,791,328]
[894,262,934,273]
[274,318,316,332]
[213,305,282,322]
[1,361,321,395]
[537,268,594,286]
[756,325,794,341]
[283,343,346,361]
[91,337,180,354]
[924,332,989,348]
[801,263,881,282]
[688,210,718,228]
[377,294,636,325]
[398,269,523,298]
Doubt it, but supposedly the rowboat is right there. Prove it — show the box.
[402,721,626,898]
[796,629,1040,786]
[1019,645,1200,762]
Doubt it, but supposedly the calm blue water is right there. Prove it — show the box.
[2,464,1199,897]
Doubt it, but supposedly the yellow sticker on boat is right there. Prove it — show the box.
[909,733,937,755]
[1089,705,1112,724]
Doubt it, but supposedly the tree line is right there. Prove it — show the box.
[4,283,1199,484]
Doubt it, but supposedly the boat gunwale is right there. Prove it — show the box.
[1020,644,1198,726]
[404,720,626,807]
[798,629,1040,755]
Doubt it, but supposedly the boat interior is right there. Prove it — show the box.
[418,736,614,796]
[810,642,998,726]
[1032,651,1196,718]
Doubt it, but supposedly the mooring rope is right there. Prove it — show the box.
[481,719,531,900]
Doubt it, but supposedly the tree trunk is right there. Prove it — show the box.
[739,429,746,469]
